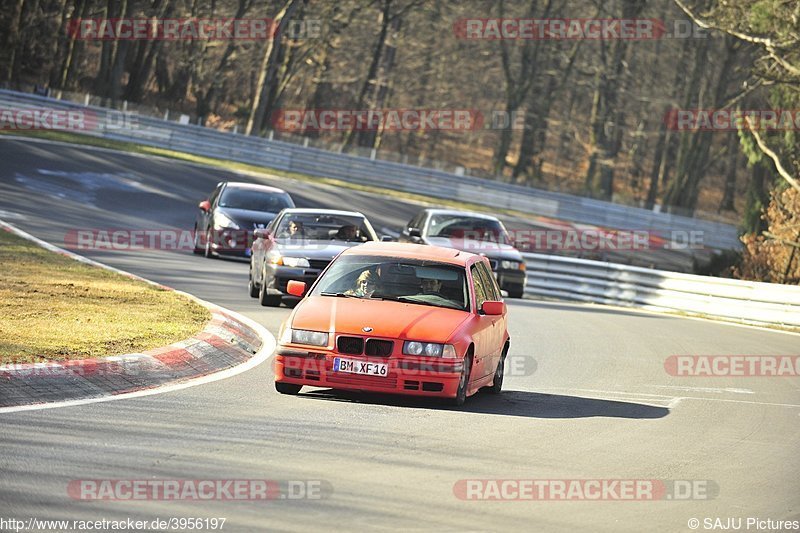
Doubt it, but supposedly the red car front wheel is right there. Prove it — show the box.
[451,355,472,406]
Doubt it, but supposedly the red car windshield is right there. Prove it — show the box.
[312,255,469,311]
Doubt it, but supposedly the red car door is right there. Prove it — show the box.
[469,262,495,382]
[475,261,506,372]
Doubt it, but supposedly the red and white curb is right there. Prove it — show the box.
[0,219,275,414]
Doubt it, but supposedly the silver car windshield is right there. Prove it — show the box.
[275,214,373,242]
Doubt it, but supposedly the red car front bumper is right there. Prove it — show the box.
[274,346,463,398]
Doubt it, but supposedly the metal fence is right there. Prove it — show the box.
[0,88,741,250]
[524,252,800,327]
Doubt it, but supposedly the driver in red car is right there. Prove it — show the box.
[420,277,442,295]
[347,269,379,297]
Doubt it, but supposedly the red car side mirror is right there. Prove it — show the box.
[481,300,505,316]
[287,280,307,297]
[198,200,211,212]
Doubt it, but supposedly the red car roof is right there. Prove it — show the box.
[341,242,476,266]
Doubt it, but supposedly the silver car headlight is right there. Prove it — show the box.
[214,213,240,230]
[290,329,329,347]
[282,257,311,268]
[403,341,457,358]
[500,260,520,270]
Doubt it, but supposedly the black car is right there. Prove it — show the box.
[193,181,295,258]
[249,208,380,306]
[399,208,527,298]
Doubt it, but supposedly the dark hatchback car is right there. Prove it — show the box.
[193,181,295,258]
[398,208,527,298]
[249,208,380,306]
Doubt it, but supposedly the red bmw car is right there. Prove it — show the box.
[274,242,510,405]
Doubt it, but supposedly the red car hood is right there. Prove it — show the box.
[291,296,470,342]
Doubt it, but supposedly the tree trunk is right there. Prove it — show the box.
[719,130,739,212]
[246,0,304,136]
[584,0,645,200]
[513,38,580,183]
[0,0,26,84]
[356,12,401,149]
[95,0,126,97]
[491,0,548,177]
[341,0,392,149]
[664,36,738,213]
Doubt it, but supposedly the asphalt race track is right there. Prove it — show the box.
[1,137,798,532]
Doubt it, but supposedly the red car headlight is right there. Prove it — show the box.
[403,342,457,358]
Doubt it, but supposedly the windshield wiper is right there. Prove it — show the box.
[320,291,361,299]
[371,294,462,310]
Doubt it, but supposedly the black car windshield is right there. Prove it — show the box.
[275,213,374,243]
[312,255,469,311]
[218,188,294,212]
[427,214,511,245]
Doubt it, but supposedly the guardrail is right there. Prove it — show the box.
[523,252,800,327]
[0,89,741,250]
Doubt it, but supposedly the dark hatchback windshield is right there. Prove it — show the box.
[219,188,294,212]
[311,255,469,311]
[427,214,511,245]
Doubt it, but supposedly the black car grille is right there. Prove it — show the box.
[337,336,364,355]
[308,259,331,270]
[365,339,394,357]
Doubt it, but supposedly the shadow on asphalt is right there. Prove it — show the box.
[296,389,669,419]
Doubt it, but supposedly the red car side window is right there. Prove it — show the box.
[477,261,501,301]
[471,264,488,311]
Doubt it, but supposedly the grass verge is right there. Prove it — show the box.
[0,229,210,363]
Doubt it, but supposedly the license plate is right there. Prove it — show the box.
[333,357,388,377]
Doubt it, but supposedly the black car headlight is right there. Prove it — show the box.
[214,213,240,230]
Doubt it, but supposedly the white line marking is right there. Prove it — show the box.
[536,387,800,409]
[653,385,755,395]
[0,209,26,220]
[668,398,683,409]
